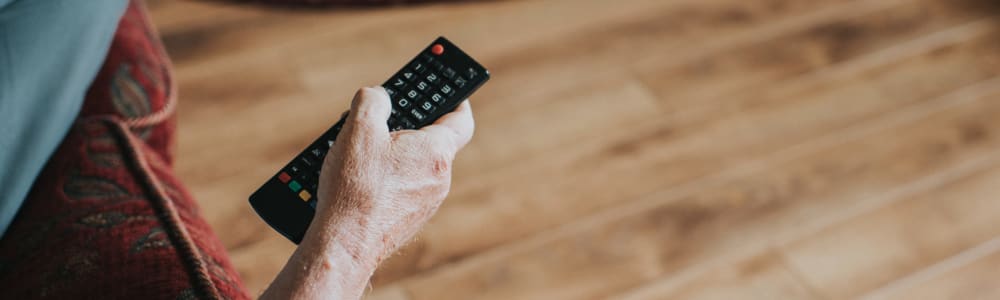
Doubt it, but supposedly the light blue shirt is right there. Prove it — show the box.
[0,0,128,236]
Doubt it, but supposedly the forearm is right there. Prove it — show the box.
[260,208,381,300]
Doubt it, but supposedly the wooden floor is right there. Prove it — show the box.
[149,0,1000,298]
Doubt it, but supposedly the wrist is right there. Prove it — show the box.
[301,229,380,273]
[281,224,379,299]
[263,219,380,300]
[307,195,388,269]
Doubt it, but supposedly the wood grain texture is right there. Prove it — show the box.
[873,236,1000,300]
[622,136,1000,300]
[782,160,1000,299]
[149,0,1000,297]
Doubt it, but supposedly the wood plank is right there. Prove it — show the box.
[622,150,1000,299]
[636,0,984,111]
[388,77,1000,298]
[620,251,823,300]
[872,237,1000,300]
[460,0,974,175]
[470,0,883,118]
[779,165,1000,298]
[374,20,1000,284]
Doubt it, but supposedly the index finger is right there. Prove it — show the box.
[420,100,475,152]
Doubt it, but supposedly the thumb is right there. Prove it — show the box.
[342,86,392,143]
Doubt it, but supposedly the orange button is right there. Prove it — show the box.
[278,172,291,183]
[298,190,311,202]
[431,44,444,55]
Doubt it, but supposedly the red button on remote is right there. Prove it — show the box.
[431,44,444,55]
[278,172,291,183]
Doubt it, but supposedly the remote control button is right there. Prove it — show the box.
[440,84,455,97]
[431,44,444,55]
[288,180,302,192]
[298,190,311,202]
[278,172,291,183]
[391,123,406,131]
[289,164,302,174]
[410,109,427,121]
[396,98,412,108]
[466,67,479,79]
[431,61,444,71]
[442,68,456,79]
[391,78,407,90]
[410,61,427,74]
[406,89,423,102]
[384,86,397,97]
[420,53,433,63]
[402,71,417,81]
[401,118,417,129]
[300,156,315,167]
[390,108,401,118]
[416,81,431,92]
[430,93,445,104]
[327,139,334,147]
[454,76,468,88]
[426,73,440,84]
[420,101,436,113]
[310,148,324,159]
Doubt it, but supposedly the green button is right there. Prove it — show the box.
[288,180,302,192]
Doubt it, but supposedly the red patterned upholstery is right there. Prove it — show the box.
[0,1,248,299]
[237,0,481,6]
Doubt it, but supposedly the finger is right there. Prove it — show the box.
[342,86,391,141]
[326,111,350,148]
[421,100,475,152]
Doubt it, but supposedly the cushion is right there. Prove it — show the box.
[0,1,248,299]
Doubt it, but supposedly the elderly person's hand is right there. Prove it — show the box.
[262,87,474,300]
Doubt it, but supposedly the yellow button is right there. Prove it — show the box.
[298,190,311,202]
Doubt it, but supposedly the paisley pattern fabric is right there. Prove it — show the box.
[0,1,248,299]
[82,0,175,163]
[240,0,483,6]
[0,119,249,299]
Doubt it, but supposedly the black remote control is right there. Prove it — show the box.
[249,37,490,243]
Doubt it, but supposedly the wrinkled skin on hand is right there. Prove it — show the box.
[261,87,474,300]
[313,86,474,267]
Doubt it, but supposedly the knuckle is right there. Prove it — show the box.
[359,86,386,99]
[429,155,451,178]
[426,146,453,178]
